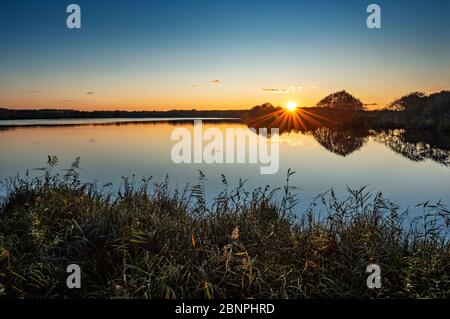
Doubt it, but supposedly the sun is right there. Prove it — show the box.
[285,101,298,112]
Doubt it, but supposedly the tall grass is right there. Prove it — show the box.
[0,158,449,299]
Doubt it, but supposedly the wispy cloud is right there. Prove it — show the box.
[192,84,198,88]
[28,90,39,94]
[85,91,95,95]
[261,88,289,93]
[209,80,222,84]
[364,103,378,106]
[261,85,319,94]
[61,99,95,103]
[261,86,306,94]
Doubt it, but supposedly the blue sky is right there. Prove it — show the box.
[0,0,449,110]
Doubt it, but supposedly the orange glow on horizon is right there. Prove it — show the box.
[285,102,298,112]
[0,90,400,111]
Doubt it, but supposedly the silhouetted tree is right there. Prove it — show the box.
[243,103,284,125]
[386,91,427,112]
[316,90,365,111]
[385,90,450,116]
[249,103,280,112]
[425,90,450,116]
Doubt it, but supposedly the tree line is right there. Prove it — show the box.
[0,108,246,121]
[250,89,450,114]
[1,89,448,120]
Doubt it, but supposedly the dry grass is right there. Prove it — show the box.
[0,158,449,299]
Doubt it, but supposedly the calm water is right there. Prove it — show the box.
[1,119,449,213]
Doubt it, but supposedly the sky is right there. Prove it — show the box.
[0,0,449,111]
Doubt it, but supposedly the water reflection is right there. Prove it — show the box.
[246,120,450,166]
[1,119,449,209]
[0,118,241,131]
[310,128,368,157]
[373,129,450,167]
[1,118,450,168]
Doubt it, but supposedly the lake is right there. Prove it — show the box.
[1,118,449,214]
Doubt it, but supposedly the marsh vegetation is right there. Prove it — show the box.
[0,159,449,299]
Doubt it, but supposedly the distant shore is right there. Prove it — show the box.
[2,104,450,131]
[0,108,246,121]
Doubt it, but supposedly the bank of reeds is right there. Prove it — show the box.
[0,158,449,299]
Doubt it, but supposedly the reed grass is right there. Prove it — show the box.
[0,158,449,299]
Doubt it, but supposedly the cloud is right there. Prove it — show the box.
[261,88,289,93]
[209,80,222,84]
[28,90,39,93]
[85,91,95,95]
[261,86,306,94]
[61,99,94,103]
[363,103,378,106]
[192,84,198,88]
